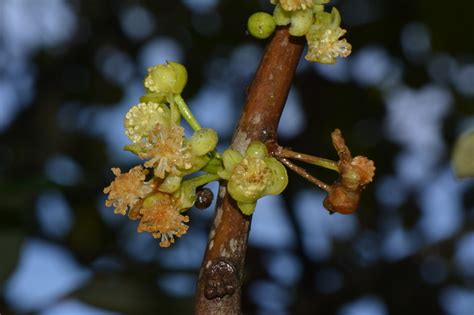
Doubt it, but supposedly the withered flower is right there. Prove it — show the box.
[324,129,375,214]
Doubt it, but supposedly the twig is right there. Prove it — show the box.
[194,27,305,315]
[275,147,339,172]
[278,158,330,192]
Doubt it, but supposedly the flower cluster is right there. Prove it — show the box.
[104,62,219,247]
[104,61,290,246]
[248,0,351,64]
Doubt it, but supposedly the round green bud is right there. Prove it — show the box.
[189,128,218,156]
[273,5,291,26]
[289,9,314,36]
[144,61,188,95]
[245,141,268,159]
[247,12,276,39]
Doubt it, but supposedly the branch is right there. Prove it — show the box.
[194,27,305,315]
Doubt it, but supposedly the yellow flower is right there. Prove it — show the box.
[103,166,153,215]
[124,102,171,143]
[305,26,351,64]
[140,124,193,178]
[271,0,313,11]
[134,193,189,247]
[229,157,272,202]
[221,141,288,215]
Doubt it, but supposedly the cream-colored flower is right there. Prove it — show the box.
[271,0,313,11]
[140,124,192,178]
[136,194,189,247]
[124,102,170,143]
[103,166,153,215]
[305,26,351,64]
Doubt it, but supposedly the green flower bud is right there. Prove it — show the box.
[189,128,218,156]
[144,61,188,95]
[289,8,314,36]
[159,176,182,194]
[246,141,268,159]
[273,5,291,25]
[247,12,276,39]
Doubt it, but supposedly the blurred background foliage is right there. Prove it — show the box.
[0,0,474,314]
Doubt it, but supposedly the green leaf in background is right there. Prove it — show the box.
[453,129,474,178]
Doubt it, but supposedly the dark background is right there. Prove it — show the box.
[1,0,474,314]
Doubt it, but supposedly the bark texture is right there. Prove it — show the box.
[194,27,305,315]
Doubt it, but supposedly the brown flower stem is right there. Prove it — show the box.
[278,158,330,192]
[194,27,305,315]
[275,146,339,172]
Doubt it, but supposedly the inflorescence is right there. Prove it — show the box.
[104,4,373,247]
[248,0,352,64]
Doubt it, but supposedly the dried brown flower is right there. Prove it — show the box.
[324,129,375,214]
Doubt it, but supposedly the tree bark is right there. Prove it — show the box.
[194,27,305,315]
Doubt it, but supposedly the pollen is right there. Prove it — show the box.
[103,166,153,215]
[124,102,169,143]
[230,157,272,199]
[273,0,313,11]
[140,124,193,178]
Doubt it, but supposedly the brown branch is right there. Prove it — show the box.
[194,27,305,315]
